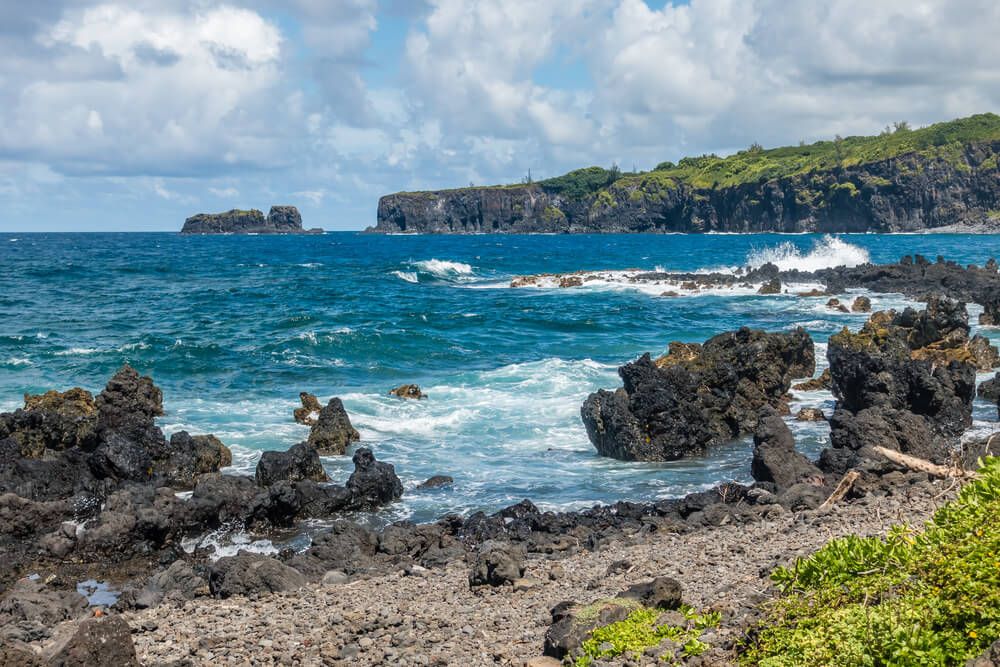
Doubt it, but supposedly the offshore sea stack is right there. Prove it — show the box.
[180,205,322,234]
[581,327,815,461]
[825,295,995,466]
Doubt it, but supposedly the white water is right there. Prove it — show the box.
[745,235,871,272]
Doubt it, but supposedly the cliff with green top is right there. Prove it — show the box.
[368,113,1000,234]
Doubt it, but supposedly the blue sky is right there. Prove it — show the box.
[1,0,998,231]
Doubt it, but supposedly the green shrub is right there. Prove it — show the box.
[741,456,1000,666]
[576,605,721,667]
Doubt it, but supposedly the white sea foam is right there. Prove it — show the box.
[744,235,870,272]
[181,526,277,561]
[54,347,99,356]
[4,357,31,366]
[392,270,419,283]
[411,259,474,278]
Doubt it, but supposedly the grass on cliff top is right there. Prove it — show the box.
[740,456,1000,666]
[397,113,1000,199]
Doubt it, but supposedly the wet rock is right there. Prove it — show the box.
[209,552,306,598]
[619,576,683,610]
[559,276,583,288]
[415,475,453,490]
[255,442,329,487]
[44,615,139,666]
[468,540,525,587]
[757,278,781,295]
[582,327,814,461]
[980,374,1000,403]
[345,447,403,509]
[968,335,1000,371]
[851,296,872,312]
[306,398,360,455]
[751,411,824,492]
[793,369,832,392]
[157,432,232,489]
[795,407,826,422]
[827,298,849,313]
[293,392,322,425]
[388,384,426,400]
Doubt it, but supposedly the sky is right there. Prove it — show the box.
[1,0,999,231]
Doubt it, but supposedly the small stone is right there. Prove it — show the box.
[513,577,542,592]
[358,637,374,650]
[321,570,349,586]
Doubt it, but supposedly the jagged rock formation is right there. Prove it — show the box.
[826,295,989,464]
[581,327,814,461]
[181,206,322,234]
[368,114,1000,234]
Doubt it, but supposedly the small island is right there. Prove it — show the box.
[181,205,323,235]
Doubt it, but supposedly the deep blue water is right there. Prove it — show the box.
[2,232,999,528]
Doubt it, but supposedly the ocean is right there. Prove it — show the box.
[2,232,999,533]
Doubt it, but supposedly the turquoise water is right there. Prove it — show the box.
[2,232,999,524]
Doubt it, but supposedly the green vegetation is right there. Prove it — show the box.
[537,166,621,200]
[741,456,1000,666]
[576,605,721,666]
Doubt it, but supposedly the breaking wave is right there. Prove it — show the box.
[745,235,870,272]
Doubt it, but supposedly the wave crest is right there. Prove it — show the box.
[746,235,870,272]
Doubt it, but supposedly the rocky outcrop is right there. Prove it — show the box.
[208,552,306,598]
[255,442,329,486]
[751,410,825,492]
[388,384,426,399]
[467,541,526,587]
[181,206,322,234]
[826,296,981,463]
[369,121,1000,234]
[307,398,360,455]
[581,327,814,461]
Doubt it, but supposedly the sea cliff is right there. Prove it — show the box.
[369,113,1000,234]
[181,205,322,234]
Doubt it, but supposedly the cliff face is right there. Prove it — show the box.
[369,141,1000,234]
[181,206,322,234]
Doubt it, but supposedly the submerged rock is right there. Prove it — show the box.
[416,475,454,490]
[795,407,827,422]
[757,278,781,294]
[307,398,360,455]
[388,384,426,399]
[582,327,814,461]
[792,368,832,392]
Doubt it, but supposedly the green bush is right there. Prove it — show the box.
[741,456,1000,666]
[576,605,720,667]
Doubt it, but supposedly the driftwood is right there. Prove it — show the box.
[872,446,970,478]
[818,470,861,510]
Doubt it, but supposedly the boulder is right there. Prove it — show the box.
[966,638,1000,667]
[851,296,872,312]
[293,392,322,425]
[156,431,232,488]
[827,298,849,313]
[389,384,426,399]
[751,411,824,492]
[795,407,826,422]
[255,442,329,487]
[619,576,683,610]
[307,398,360,455]
[208,552,306,598]
[345,448,403,509]
[134,560,209,608]
[468,540,526,587]
[757,278,781,295]
[792,368,831,392]
[288,521,378,578]
[582,327,814,461]
[0,579,88,644]
[44,615,138,667]
[415,475,454,490]
[980,374,1000,403]
[543,598,639,660]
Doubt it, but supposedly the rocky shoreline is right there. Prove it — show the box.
[2,255,999,665]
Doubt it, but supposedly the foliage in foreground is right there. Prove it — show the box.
[741,456,1000,666]
[575,605,720,666]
